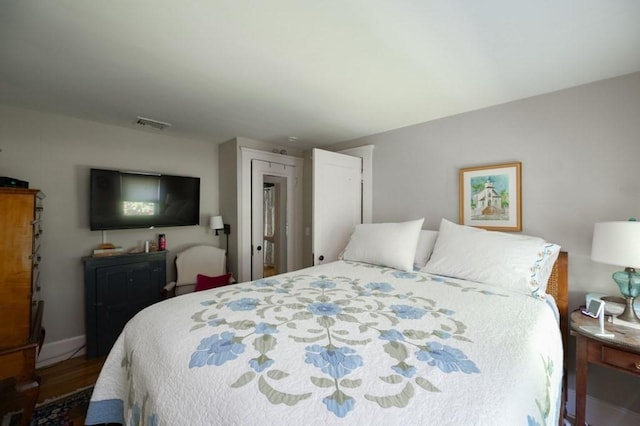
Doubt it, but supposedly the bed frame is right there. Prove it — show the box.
[545,251,568,425]
[547,251,569,343]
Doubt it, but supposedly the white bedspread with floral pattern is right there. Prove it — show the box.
[85,260,563,426]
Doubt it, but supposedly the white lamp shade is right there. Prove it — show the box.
[210,215,224,230]
[591,221,640,268]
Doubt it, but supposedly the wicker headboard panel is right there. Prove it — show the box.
[546,251,569,346]
[547,251,568,422]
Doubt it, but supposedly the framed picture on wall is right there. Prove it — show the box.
[459,162,522,231]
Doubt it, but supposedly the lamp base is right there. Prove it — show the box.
[616,296,640,323]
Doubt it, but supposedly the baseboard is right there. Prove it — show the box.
[36,335,86,368]
[566,388,640,426]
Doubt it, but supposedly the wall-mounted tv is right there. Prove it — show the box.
[90,168,200,230]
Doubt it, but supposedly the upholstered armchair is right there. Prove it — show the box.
[162,245,229,297]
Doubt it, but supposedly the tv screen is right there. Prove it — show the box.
[90,168,200,230]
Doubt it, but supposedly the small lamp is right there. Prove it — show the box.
[210,216,224,233]
[591,220,640,323]
[209,215,231,254]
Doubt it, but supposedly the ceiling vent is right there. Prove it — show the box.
[136,116,172,130]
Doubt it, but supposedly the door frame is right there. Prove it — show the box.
[251,160,298,280]
[239,147,303,282]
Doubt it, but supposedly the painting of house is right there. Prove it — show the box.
[471,177,507,220]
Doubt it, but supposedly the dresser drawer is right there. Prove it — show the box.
[602,345,640,375]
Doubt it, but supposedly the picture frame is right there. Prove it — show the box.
[459,162,522,231]
[582,299,605,318]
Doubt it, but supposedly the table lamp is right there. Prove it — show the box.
[591,220,640,323]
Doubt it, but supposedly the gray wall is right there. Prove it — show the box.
[0,104,222,352]
[332,72,640,413]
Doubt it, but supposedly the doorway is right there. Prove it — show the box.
[251,158,301,280]
[262,176,287,277]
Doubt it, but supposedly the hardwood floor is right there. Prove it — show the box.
[38,355,105,400]
[0,355,105,423]
[264,265,276,277]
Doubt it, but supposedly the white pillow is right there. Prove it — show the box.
[423,219,561,298]
[342,219,424,272]
[414,230,439,270]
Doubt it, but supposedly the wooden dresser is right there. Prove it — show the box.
[0,188,45,426]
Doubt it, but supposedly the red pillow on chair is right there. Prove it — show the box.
[195,273,233,292]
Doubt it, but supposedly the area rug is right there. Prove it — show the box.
[1,386,94,426]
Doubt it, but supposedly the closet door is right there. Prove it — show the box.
[312,149,362,265]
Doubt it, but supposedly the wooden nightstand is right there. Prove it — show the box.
[570,310,640,425]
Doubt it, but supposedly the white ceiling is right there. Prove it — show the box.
[1,1,639,149]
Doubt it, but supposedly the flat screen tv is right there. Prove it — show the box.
[90,168,200,230]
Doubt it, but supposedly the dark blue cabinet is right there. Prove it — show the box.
[83,251,167,358]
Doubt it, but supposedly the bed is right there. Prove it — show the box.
[85,218,568,426]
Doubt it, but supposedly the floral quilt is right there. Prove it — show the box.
[85,260,563,426]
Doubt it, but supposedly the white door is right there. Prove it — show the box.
[312,148,362,265]
[251,159,300,279]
